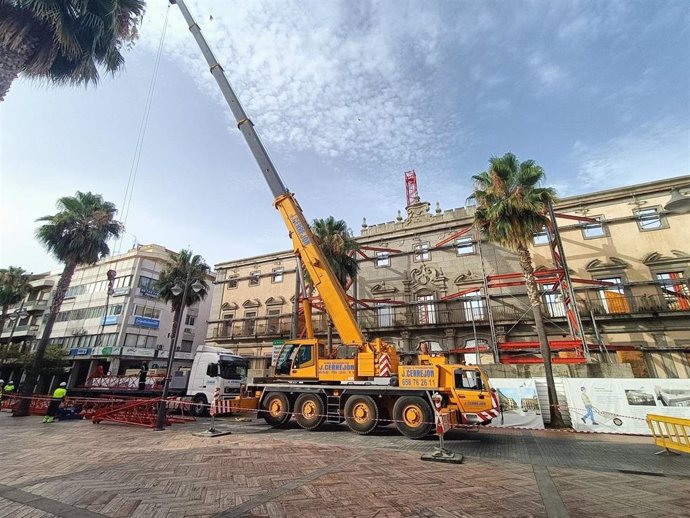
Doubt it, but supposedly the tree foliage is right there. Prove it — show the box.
[309,216,359,289]
[0,266,32,332]
[0,0,146,101]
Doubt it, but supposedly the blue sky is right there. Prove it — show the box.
[1,0,688,275]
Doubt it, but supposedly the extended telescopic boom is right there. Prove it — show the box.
[171,0,366,345]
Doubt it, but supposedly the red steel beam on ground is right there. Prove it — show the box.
[435,226,471,248]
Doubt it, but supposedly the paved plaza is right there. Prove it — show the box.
[1,412,689,518]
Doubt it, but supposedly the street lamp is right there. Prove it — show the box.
[154,270,204,430]
[664,187,690,215]
[6,304,29,345]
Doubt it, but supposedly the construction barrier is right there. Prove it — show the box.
[646,414,690,455]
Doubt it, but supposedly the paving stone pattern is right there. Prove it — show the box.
[1,413,689,518]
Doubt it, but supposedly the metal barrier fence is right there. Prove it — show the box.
[646,414,690,455]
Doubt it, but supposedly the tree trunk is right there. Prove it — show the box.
[0,304,8,341]
[517,245,566,428]
[0,35,36,102]
[13,262,76,417]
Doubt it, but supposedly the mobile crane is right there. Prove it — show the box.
[171,0,500,438]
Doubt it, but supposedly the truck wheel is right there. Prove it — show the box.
[294,393,326,431]
[191,394,209,417]
[261,392,292,427]
[344,395,378,435]
[393,396,433,439]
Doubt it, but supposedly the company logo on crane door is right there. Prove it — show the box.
[401,368,434,378]
[319,362,355,373]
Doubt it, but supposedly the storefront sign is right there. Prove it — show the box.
[101,315,119,326]
[121,346,156,358]
[111,287,130,297]
[92,346,113,356]
[68,347,92,356]
[134,316,160,329]
[139,287,160,298]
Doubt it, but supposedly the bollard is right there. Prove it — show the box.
[192,387,232,438]
[421,392,463,464]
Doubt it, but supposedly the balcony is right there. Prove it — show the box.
[585,293,690,317]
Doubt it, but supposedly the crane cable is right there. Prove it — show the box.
[115,4,171,254]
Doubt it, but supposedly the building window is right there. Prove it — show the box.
[138,276,159,298]
[124,334,156,348]
[597,277,629,314]
[417,294,437,324]
[635,207,665,231]
[184,314,196,326]
[413,243,430,262]
[227,275,238,289]
[222,313,234,336]
[267,309,281,333]
[249,271,261,286]
[243,311,257,335]
[133,305,161,319]
[272,268,284,283]
[656,272,690,310]
[376,304,393,327]
[544,292,566,317]
[461,296,485,321]
[455,237,475,255]
[582,216,607,239]
[179,340,193,353]
[375,251,390,267]
[533,229,549,246]
[463,338,489,365]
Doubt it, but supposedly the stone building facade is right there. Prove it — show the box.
[206,176,690,378]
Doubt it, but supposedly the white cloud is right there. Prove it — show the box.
[528,53,567,91]
[141,1,455,170]
[573,120,690,190]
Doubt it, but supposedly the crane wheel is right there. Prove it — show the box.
[393,396,433,439]
[260,392,292,427]
[294,393,326,431]
[344,395,378,435]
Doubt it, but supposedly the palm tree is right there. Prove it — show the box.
[0,266,32,337]
[156,249,210,354]
[309,217,359,289]
[13,191,122,416]
[0,0,146,102]
[469,152,566,428]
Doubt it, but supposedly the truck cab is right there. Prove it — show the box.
[186,349,249,415]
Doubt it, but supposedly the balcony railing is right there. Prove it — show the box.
[586,294,690,316]
[210,287,689,339]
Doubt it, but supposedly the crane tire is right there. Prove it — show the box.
[294,393,326,431]
[344,395,378,435]
[261,391,292,427]
[393,396,433,439]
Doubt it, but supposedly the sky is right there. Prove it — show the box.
[1,0,689,275]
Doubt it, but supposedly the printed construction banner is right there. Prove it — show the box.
[563,378,690,435]
[488,378,544,429]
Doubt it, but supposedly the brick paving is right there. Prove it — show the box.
[0,412,688,517]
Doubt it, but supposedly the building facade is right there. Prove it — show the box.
[206,176,690,378]
[1,244,214,388]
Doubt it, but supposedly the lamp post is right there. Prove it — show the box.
[6,303,29,345]
[96,269,117,347]
[664,187,690,214]
[154,268,203,430]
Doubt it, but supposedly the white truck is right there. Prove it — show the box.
[79,346,249,417]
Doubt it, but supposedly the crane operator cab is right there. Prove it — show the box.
[274,340,324,379]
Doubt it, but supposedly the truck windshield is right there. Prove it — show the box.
[276,344,297,374]
[454,369,484,391]
[219,361,248,380]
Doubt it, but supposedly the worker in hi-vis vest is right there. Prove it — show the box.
[43,382,67,423]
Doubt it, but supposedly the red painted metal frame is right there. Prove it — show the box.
[500,357,587,365]
[440,286,481,301]
[435,226,471,248]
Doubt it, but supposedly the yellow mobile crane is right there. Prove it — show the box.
[171,0,500,438]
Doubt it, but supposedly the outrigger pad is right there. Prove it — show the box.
[420,449,464,464]
[192,430,233,437]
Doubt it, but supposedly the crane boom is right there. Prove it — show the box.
[171,0,365,345]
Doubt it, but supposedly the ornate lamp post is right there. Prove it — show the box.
[154,268,203,431]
